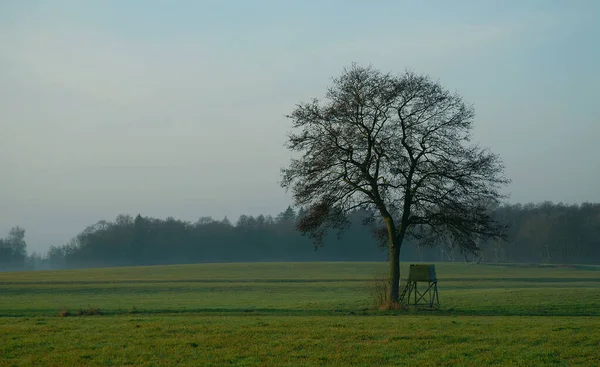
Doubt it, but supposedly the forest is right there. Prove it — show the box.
[1,201,599,270]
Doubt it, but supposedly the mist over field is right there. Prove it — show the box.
[1,202,599,271]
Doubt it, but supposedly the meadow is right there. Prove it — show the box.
[1,262,599,366]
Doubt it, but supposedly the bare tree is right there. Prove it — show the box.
[281,64,509,306]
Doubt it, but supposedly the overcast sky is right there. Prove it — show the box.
[1,0,599,253]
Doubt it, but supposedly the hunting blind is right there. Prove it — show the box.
[399,264,440,308]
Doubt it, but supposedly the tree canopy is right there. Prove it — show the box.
[281,64,509,305]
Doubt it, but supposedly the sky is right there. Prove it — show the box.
[1,0,599,253]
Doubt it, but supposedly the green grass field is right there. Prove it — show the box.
[1,262,599,366]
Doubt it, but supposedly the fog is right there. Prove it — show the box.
[1,1,599,253]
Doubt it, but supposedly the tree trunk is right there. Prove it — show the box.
[388,234,401,303]
[384,217,404,304]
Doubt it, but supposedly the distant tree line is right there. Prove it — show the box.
[1,202,599,271]
[479,202,600,264]
[43,208,385,269]
[0,226,28,270]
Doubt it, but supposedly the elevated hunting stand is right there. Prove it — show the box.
[399,264,440,308]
